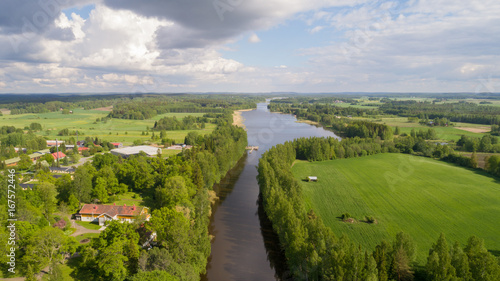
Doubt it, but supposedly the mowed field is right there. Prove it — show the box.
[0,108,215,145]
[292,153,500,263]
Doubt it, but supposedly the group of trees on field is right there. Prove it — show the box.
[457,135,500,153]
[0,125,47,160]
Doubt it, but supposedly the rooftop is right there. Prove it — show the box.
[79,204,145,217]
[111,145,161,157]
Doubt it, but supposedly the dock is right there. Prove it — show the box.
[245,146,259,153]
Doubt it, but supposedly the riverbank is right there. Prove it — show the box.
[295,119,320,125]
[232,109,254,130]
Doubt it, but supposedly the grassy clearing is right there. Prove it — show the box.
[112,191,145,207]
[75,232,100,243]
[75,220,101,230]
[292,153,500,264]
[460,152,500,169]
[0,109,215,144]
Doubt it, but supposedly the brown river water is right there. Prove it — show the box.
[201,102,339,281]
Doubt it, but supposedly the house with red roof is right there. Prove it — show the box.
[51,151,66,160]
[77,147,89,153]
[110,142,123,148]
[76,204,150,225]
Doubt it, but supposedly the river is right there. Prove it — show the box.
[201,101,339,281]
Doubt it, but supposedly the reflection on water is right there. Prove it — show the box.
[201,102,339,281]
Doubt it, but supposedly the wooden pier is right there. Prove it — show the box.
[245,146,259,153]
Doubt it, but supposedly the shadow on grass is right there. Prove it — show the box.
[438,158,500,184]
[488,249,500,257]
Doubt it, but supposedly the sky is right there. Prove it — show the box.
[0,0,499,94]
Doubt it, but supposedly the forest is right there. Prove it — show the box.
[0,94,261,118]
[153,116,207,131]
[379,100,500,125]
[107,95,259,120]
[0,112,247,280]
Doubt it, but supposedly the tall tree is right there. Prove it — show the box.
[73,164,95,206]
[426,233,456,281]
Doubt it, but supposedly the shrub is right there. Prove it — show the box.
[341,213,352,220]
[365,216,376,223]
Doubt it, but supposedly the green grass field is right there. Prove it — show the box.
[292,154,500,263]
[0,109,215,145]
[360,116,488,141]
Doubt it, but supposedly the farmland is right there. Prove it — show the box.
[0,108,215,145]
[292,153,500,263]
[358,116,488,141]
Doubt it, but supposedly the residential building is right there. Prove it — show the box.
[76,204,150,225]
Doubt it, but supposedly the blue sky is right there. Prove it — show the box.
[0,0,498,93]
[63,4,95,20]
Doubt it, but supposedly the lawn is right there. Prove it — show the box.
[75,220,101,230]
[292,153,500,264]
[0,109,215,145]
[75,232,100,243]
[112,191,145,207]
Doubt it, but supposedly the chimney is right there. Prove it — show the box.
[124,204,126,207]
[113,203,116,206]
[93,205,97,210]
[132,204,136,211]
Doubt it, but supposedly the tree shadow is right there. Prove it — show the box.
[488,249,500,257]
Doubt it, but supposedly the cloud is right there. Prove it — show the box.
[0,0,499,93]
[103,0,367,49]
[309,26,324,33]
[248,33,261,43]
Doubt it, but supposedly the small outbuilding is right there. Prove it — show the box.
[307,176,318,182]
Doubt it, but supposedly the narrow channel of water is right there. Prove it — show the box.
[201,102,339,281]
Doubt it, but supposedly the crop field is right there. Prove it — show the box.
[292,153,500,263]
[0,109,215,144]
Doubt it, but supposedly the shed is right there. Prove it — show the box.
[308,176,318,182]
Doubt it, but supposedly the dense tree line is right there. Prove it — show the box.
[268,102,378,120]
[258,137,500,280]
[425,233,500,281]
[379,101,500,125]
[154,116,207,131]
[0,129,47,160]
[341,121,393,140]
[457,135,500,152]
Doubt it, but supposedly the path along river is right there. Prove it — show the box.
[201,101,340,281]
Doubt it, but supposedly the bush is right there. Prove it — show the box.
[365,216,376,223]
[341,213,352,220]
